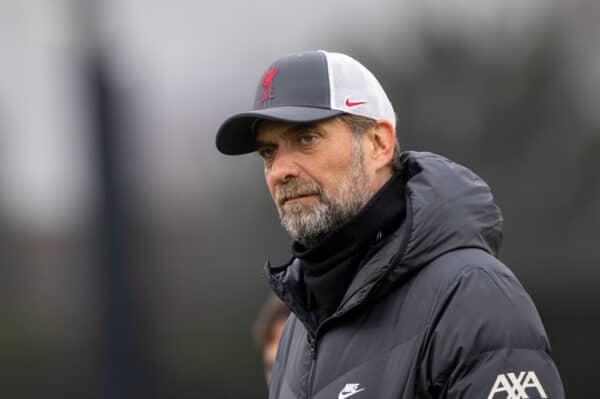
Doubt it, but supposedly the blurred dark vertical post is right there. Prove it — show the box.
[75,1,156,398]
[88,54,154,399]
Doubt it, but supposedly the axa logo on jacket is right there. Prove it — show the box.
[488,371,547,399]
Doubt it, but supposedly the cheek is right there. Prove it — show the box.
[318,158,355,191]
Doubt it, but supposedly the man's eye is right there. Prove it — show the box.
[300,134,317,144]
[258,147,276,159]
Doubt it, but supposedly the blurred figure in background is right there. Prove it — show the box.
[253,294,290,384]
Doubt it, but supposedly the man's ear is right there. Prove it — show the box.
[366,120,396,171]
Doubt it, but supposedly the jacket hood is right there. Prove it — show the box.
[400,151,503,268]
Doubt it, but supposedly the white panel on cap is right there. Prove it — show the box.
[322,51,395,130]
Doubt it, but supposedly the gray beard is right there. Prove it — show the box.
[275,139,374,248]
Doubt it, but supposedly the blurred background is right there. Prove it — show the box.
[0,0,598,397]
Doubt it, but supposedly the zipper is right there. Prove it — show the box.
[305,316,337,399]
[304,294,369,398]
[307,334,317,360]
[306,334,317,399]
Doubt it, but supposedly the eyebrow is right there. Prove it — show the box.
[287,123,321,136]
[255,123,323,149]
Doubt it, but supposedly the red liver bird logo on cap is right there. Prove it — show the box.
[260,66,279,103]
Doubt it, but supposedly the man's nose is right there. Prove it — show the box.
[268,150,300,184]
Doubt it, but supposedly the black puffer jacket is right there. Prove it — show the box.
[266,152,564,399]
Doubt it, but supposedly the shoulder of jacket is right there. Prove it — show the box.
[421,249,548,354]
[416,247,519,292]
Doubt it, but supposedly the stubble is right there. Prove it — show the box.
[275,138,374,248]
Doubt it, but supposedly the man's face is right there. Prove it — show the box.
[255,117,377,247]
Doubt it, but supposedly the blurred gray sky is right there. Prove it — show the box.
[1,0,596,234]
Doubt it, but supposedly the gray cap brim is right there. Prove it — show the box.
[216,106,343,155]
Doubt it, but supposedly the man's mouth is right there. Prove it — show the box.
[280,193,319,206]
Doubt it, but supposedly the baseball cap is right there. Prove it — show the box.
[215,50,395,155]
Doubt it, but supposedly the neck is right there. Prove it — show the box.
[373,166,394,194]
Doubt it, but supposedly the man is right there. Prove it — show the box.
[216,50,564,399]
[253,294,291,384]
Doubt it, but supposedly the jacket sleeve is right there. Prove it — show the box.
[421,263,564,399]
